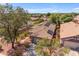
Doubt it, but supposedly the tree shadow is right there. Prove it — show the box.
[0,49,4,53]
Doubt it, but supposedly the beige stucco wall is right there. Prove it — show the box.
[64,41,79,49]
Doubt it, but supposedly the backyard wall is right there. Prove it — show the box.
[63,40,79,49]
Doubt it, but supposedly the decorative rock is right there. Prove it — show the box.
[66,50,79,56]
[20,37,31,44]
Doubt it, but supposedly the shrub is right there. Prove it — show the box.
[35,38,51,56]
[35,38,62,56]
[58,47,70,56]
[62,48,70,54]
[42,47,50,56]
[51,38,60,48]
[43,51,50,56]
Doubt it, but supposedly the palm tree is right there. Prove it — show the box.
[50,13,74,39]
[49,13,74,55]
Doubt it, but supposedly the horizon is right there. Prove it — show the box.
[1,3,79,13]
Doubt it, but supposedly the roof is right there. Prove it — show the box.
[29,21,55,39]
[60,21,79,38]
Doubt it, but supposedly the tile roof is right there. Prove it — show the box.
[60,21,79,38]
[29,22,55,39]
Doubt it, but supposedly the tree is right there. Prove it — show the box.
[48,13,73,55]
[0,4,30,49]
[50,13,74,39]
[50,14,60,39]
[46,12,51,17]
[35,13,73,55]
[60,14,74,23]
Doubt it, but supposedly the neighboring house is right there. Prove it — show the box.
[31,17,39,21]
[31,14,40,21]
[41,15,48,21]
[29,21,55,43]
[60,15,79,49]
[31,14,48,21]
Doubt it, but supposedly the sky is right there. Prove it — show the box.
[1,3,79,13]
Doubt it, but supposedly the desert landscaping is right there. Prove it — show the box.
[0,3,79,56]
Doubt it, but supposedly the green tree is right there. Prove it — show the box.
[0,4,30,49]
[46,12,51,17]
[50,14,61,39]
[50,13,74,39]
[48,13,73,55]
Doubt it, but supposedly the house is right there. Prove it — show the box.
[60,15,79,49]
[31,14,41,21]
[40,15,48,21]
[29,21,55,43]
[31,14,48,21]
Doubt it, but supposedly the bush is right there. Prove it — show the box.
[58,47,70,56]
[42,47,50,56]
[43,51,50,56]
[35,38,62,56]
[62,48,70,54]
[51,38,60,48]
[35,38,50,55]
